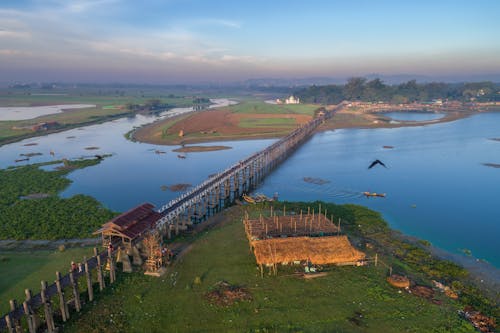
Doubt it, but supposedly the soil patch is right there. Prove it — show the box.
[205,281,252,306]
[168,183,192,191]
[173,145,231,153]
[303,177,330,185]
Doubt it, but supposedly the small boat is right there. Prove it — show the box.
[155,150,166,154]
[177,154,186,159]
[15,158,30,163]
[242,194,256,204]
[363,192,386,198]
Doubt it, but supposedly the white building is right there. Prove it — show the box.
[285,95,300,104]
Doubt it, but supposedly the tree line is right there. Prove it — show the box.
[294,78,500,104]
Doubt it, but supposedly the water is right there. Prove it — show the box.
[258,112,500,267]
[384,111,445,121]
[0,99,273,211]
[0,104,96,121]
[1,107,499,268]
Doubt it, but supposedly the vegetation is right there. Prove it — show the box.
[0,247,95,313]
[239,117,297,128]
[231,101,319,115]
[295,78,500,104]
[0,159,117,240]
[61,202,497,332]
[0,89,194,146]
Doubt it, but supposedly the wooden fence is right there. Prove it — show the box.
[0,247,116,332]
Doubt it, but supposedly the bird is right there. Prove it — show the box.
[368,159,387,169]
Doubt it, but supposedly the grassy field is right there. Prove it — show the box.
[61,204,479,333]
[133,101,320,145]
[0,92,194,146]
[0,247,96,313]
[239,117,297,128]
[231,101,320,115]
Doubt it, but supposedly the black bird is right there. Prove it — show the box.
[368,159,387,169]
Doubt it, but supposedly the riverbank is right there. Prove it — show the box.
[131,101,318,145]
[131,101,488,146]
[173,145,232,153]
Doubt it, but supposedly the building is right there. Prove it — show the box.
[285,95,300,104]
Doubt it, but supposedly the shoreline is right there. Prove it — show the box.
[130,105,486,146]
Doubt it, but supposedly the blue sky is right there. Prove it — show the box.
[0,0,499,83]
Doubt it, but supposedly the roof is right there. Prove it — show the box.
[252,235,365,265]
[94,203,161,240]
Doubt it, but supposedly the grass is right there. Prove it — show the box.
[62,205,476,333]
[0,247,96,313]
[0,93,193,145]
[231,101,319,116]
[239,117,297,128]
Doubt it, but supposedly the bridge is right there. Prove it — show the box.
[0,103,344,332]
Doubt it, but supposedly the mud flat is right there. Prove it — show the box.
[173,145,231,153]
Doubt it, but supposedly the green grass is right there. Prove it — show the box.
[230,101,319,116]
[0,94,193,145]
[0,247,96,313]
[239,117,297,128]
[63,206,476,333]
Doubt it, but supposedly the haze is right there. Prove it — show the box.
[1,0,499,83]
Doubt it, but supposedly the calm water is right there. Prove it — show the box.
[384,111,445,121]
[259,113,500,267]
[1,109,499,268]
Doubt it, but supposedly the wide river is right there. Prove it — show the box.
[0,105,499,269]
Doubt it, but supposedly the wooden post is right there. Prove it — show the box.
[4,313,15,333]
[375,253,378,267]
[41,281,55,333]
[260,264,263,278]
[69,270,81,312]
[108,246,116,284]
[22,296,35,333]
[338,218,341,235]
[9,300,22,333]
[283,205,285,217]
[94,248,105,291]
[55,271,69,321]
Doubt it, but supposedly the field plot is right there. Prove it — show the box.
[134,101,320,145]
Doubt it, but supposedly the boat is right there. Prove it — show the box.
[177,154,186,159]
[363,192,386,198]
[242,194,256,204]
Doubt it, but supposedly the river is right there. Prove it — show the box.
[0,106,499,269]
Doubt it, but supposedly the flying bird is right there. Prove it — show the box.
[368,159,387,169]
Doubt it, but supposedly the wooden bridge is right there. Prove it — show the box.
[0,103,344,332]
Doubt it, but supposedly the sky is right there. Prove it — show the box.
[1,0,499,84]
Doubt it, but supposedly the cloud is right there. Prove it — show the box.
[0,49,31,56]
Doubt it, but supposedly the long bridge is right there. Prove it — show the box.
[0,102,344,332]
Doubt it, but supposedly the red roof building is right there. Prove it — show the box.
[94,203,161,248]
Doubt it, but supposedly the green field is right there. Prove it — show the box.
[239,117,297,128]
[0,91,194,145]
[231,101,319,115]
[0,247,96,313]
[60,203,484,333]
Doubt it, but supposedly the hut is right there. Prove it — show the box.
[252,235,365,275]
[94,203,162,249]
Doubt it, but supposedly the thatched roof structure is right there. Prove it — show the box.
[244,214,339,240]
[252,235,365,265]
